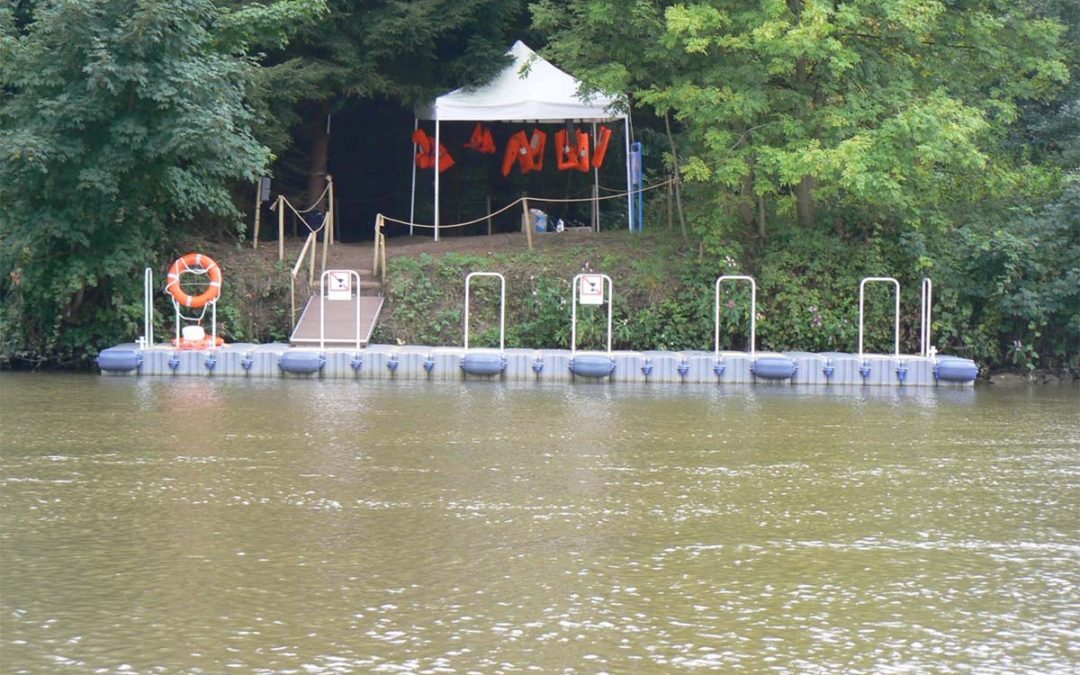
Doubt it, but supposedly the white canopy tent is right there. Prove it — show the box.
[412,41,631,241]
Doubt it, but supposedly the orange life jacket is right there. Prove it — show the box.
[501,129,547,175]
[524,129,547,172]
[412,128,455,172]
[555,128,591,172]
[464,123,496,154]
[413,129,434,169]
[574,129,590,173]
[555,129,576,170]
[501,130,529,176]
[592,125,613,169]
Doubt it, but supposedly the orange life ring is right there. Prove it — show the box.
[171,335,225,350]
[166,253,222,308]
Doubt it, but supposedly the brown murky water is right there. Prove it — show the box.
[1,374,1077,673]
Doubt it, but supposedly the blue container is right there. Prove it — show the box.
[534,213,547,233]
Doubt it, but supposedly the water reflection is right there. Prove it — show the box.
[0,374,1076,673]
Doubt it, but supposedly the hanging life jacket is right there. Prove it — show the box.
[555,129,576,170]
[412,128,455,172]
[413,128,434,169]
[573,129,590,172]
[524,128,547,172]
[501,129,547,176]
[464,123,496,154]
[592,125,613,169]
[501,130,529,176]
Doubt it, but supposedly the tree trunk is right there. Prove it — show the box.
[306,100,332,210]
[737,171,755,230]
[758,195,766,239]
[795,174,815,228]
[663,112,689,243]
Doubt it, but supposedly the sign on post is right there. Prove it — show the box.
[258,177,272,203]
[327,271,352,300]
[579,274,604,305]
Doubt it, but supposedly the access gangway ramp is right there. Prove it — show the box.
[290,270,383,348]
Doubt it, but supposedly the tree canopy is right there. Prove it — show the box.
[0,0,322,362]
[0,0,1075,370]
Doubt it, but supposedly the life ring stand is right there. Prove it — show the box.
[166,253,222,308]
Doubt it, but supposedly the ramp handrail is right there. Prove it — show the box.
[464,272,506,351]
[289,230,319,330]
[715,275,757,357]
[143,267,154,348]
[373,214,387,284]
[320,270,362,350]
[920,277,933,358]
[858,277,901,357]
[571,273,613,355]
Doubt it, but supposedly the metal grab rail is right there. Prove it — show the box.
[920,277,933,358]
[858,277,901,357]
[464,272,506,351]
[571,273,613,355]
[715,275,757,357]
[143,267,153,348]
[319,270,362,350]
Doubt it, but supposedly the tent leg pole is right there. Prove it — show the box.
[409,118,417,236]
[592,122,599,233]
[624,116,632,232]
[434,119,441,242]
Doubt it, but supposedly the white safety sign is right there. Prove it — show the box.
[327,271,352,300]
[579,274,604,305]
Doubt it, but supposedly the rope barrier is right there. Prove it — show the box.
[382,177,675,231]
[278,197,329,235]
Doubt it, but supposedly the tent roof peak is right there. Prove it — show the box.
[415,41,624,123]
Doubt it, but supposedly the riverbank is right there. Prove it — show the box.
[3,226,1076,380]
[189,227,1074,382]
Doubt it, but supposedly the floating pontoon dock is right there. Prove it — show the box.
[97,342,978,386]
[98,269,978,386]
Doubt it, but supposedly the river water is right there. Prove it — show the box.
[1,374,1077,673]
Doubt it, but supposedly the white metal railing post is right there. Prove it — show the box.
[715,275,757,358]
[571,273,613,355]
[920,277,933,358]
[858,277,901,357]
[143,267,153,347]
[320,269,362,351]
[464,272,506,351]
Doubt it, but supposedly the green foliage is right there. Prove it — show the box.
[538,0,1069,236]
[0,0,308,365]
[929,177,1080,369]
